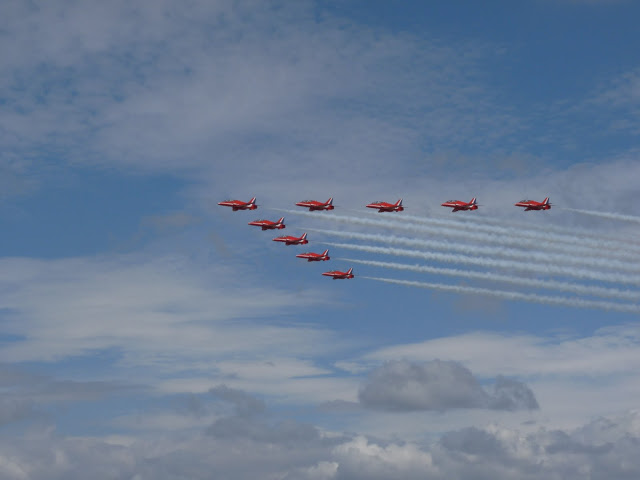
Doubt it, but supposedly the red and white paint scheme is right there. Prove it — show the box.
[441,197,478,212]
[295,197,334,211]
[366,199,404,212]
[218,197,257,211]
[514,197,551,211]
[322,267,354,280]
[248,217,286,230]
[296,249,330,262]
[272,232,308,246]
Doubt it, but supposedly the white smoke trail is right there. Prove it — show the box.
[276,206,638,254]
[562,208,640,225]
[442,212,618,244]
[310,228,640,274]
[361,276,640,314]
[385,212,640,255]
[343,258,640,302]
[277,209,640,262]
[363,205,635,248]
[325,243,640,286]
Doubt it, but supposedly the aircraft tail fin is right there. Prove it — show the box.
[396,198,403,206]
[277,217,285,224]
[347,267,353,275]
[470,197,477,205]
[327,197,333,205]
[249,197,256,204]
[543,197,549,205]
[301,233,307,240]
[322,249,329,256]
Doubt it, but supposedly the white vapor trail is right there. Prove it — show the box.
[389,212,640,257]
[325,243,640,286]
[343,258,640,302]
[562,208,640,225]
[277,209,640,262]
[310,228,640,273]
[395,210,630,247]
[361,277,640,314]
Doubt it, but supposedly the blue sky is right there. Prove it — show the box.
[1,1,640,478]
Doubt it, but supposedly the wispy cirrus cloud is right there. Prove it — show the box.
[362,324,640,378]
[0,254,340,390]
[0,0,521,193]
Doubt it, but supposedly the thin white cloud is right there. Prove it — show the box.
[363,324,640,379]
[0,0,520,191]
[0,254,342,389]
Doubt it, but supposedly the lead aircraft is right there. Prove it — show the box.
[273,232,308,245]
[366,199,404,212]
[296,249,330,262]
[441,197,478,212]
[322,267,354,279]
[514,197,551,211]
[218,197,257,211]
[248,217,286,230]
[296,198,334,211]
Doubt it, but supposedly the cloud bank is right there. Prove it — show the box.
[358,360,538,412]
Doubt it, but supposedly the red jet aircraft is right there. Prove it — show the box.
[322,267,354,280]
[296,249,330,262]
[248,217,286,230]
[441,197,478,212]
[273,232,308,246]
[218,197,257,211]
[296,197,334,211]
[514,197,551,211]
[366,199,404,212]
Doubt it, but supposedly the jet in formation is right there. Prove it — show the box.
[296,249,330,262]
[273,232,309,245]
[441,197,478,212]
[296,198,334,211]
[514,197,551,211]
[218,197,257,211]
[322,267,354,279]
[366,199,404,212]
[248,217,286,230]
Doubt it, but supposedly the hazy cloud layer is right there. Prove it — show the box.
[0,398,638,479]
[358,360,538,412]
[0,363,139,428]
[209,384,266,417]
